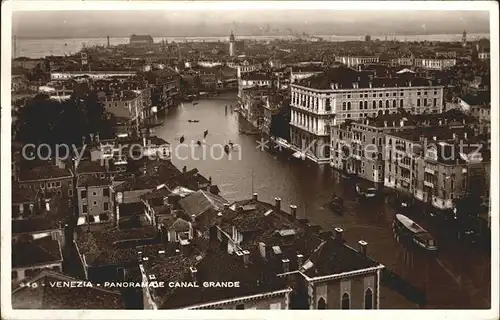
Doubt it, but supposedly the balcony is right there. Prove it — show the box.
[424,181,434,188]
[424,167,436,175]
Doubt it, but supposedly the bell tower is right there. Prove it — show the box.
[229,31,236,57]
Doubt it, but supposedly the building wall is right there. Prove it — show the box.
[308,272,379,309]
[291,85,444,126]
[77,185,113,222]
[200,293,289,309]
[330,122,389,183]
[18,177,73,199]
[104,96,141,120]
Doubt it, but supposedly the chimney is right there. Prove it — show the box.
[290,205,297,219]
[190,266,198,282]
[282,259,290,273]
[115,203,120,227]
[274,197,281,212]
[216,212,223,225]
[358,240,368,255]
[181,240,193,256]
[182,166,187,173]
[252,193,258,201]
[334,227,343,242]
[297,254,304,267]
[242,250,250,267]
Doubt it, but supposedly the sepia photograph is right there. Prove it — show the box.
[1,1,498,319]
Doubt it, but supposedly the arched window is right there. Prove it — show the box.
[364,288,373,309]
[341,292,350,309]
[364,101,368,109]
[417,98,421,107]
[378,100,382,108]
[359,101,363,109]
[392,100,396,108]
[317,297,326,309]
[347,102,351,110]
[385,100,389,108]
[342,102,346,110]
[372,101,376,109]
[400,99,404,108]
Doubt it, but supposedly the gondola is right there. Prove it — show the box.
[180,136,185,143]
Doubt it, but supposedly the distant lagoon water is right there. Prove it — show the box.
[14,33,489,59]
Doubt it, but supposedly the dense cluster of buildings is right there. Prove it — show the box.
[10,30,491,309]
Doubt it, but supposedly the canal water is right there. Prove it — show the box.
[155,93,490,309]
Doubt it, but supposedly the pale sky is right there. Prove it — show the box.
[12,10,490,38]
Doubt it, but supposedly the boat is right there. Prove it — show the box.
[329,194,344,213]
[355,183,378,198]
[291,151,306,160]
[196,140,202,146]
[224,145,230,154]
[188,120,200,123]
[203,130,208,138]
[393,214,438,252]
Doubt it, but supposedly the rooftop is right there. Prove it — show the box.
[18,164,73,182]
[142,248,290,309]
[294,66,441,90]
[12,237,62,268]
[300,238,380,278]
[75,226,158,255]
[77,175,111,188]
[12,270,124,309]
[178,190,228,218]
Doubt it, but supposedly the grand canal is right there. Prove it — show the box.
[154,93,490,309]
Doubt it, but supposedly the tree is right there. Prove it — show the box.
[13,85,114,153]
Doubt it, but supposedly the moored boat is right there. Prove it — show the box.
[329,194,344,214]
[393,214,438,252]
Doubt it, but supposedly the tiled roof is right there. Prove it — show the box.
[75,226,158,255]
[12,218,61,235]
[294,66,441,90]
[12,184,38,204]
[12,271,124,309]
[118,202,145,216]
[178,190,228,217]
[12,238,62,268]
[301,238,379,278]
[77,175,111,187]
[18,165,73,182]
[75,160,107,174]
[170,218,191,232]
[158,249,290,309]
